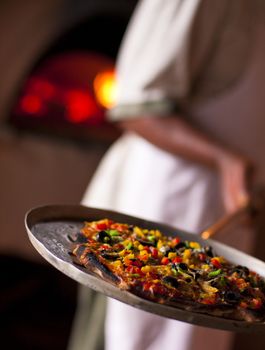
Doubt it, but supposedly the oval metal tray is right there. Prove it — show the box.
[25,204,265,333]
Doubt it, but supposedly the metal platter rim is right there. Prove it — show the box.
[25,204,265,333]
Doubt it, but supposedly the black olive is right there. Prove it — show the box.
[174,242,186,250]
[194,272,201,281]
[178,262,188,271]
[209,279,221,288]
[188,269,200,281]
[233,265,249,278]
[101,252,120,260]
[96,230,111,243]
[162,276,179,288]
[204,246,214,257]
[243,266,249,275]
[240,288,251,297]
[222,291,241,304]
[165,248,177,257]
[137,237,156,246]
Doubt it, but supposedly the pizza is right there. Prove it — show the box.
[69,218,265,323]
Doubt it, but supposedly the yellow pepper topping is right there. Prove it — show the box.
[139,250,148,257]
[126,253,135,260]
[201,282,218,294]
[157,240,163,249]
[153,279,160,284]
[134,226,144,237]
[119,249,126,257]
[111,260,122,268]
[155,230,162,238]
[133,241,139,248]
[168,252,177,259]
[141,265,152,273]
[183,249,191,260]
[189,242,201,249]
[214,256,225,264]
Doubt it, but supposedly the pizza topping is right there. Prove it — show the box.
[71,218,265,322]
[162,275,179,288]
[210,258,222,269]
[137,237,156,247]
[96,230,111,243]
[222,290,241,304]
[203,246,214,257]
[200,281,219,295]
[101,251,120,260]
[208,269,222,278]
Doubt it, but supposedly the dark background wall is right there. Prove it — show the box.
[0,1,136,348]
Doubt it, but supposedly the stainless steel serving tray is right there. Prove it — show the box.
[25,204,265,333]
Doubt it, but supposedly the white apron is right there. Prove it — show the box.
[79,17,265,350]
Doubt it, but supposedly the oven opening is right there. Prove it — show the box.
[8,14,128,145]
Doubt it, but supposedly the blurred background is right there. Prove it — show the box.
[0,1,264,349]
[0,0,137,348]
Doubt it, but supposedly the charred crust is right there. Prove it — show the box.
[83,251,120,284]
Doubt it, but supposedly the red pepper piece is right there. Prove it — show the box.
[143,281,152,291]
[198,253,206,262]
[139,253,149,261]
[250,298,262,309]
[152,283,168,295]
[96,223,108,230]
[239,301,248,309]
[100,244,111,250]
[211,258,222,268]
[142,246,150,252]
[111,223,128,232]
[126,266,142,275]
[172,237,181,246]
[161,257,170,265]
[150,247,158,258]
[131,259,143,267]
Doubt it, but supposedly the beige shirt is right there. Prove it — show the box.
[109,0,257,119]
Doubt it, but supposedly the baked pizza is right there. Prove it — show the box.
[69,218,265,323]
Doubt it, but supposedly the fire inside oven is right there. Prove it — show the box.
[9,14,128,144]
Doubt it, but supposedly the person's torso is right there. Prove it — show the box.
[186,14,265,184]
